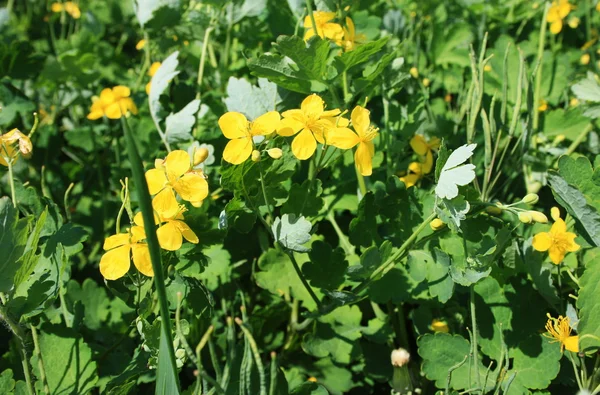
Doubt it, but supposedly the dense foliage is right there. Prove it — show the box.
[1,0,600,394]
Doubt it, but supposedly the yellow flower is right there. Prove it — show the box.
[51,2,81,19]
[146,62,162,94]
[277,94,344,160]
[430,319,449,333]
[0,129,32,166]
[399,161,423,188]
[136,39,146,50]
[303,11,344,42]
[430,218,445,231]
[410,134,440,174]
[145,150,209,218]
[342,17,366,51]
[218,111,280,164]
[532,207,580,264]
[547,0,572,34]
[543,314,579,352]
[327,106,378,176]
[409,67,419,79]
[538,99,548,112]
[99,227,153,280]
[133,210,198,252]
[581,53,590,65]
[87,86,138,120]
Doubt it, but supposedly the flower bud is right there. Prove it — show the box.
[422,78,430,87]
[529,211,548,224]
[569,16,581,29]
[485,204,503,215]
[391,348,410,367]
[307,377,317,383]
[175,349,186,359]
[551,206,561,221]
[430,319,449,333]
[522,193,539,205]
[251,150,261,162]
[267,148,283,159]
[484,64,492,72]
[570,98,579,107]
[409,67,419,79]
[430,218,445,231]
[193,147,209,166]
[553,134,566,145]
[581,53,590,65]
[518,211,532,224]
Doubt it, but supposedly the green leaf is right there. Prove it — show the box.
[304,241,348,290]
[281,180,324,217]
[435,139,450,182]
[474,277,512,360]
[542,108,591,141]
[429,249,454,303]
[134,0,181,27]
[229,0,267,23]
[30,325,98,394]
[272,214,312,252]
[289,382,329,395]
[156,326,181,395]
[224,197,257,233]
[65,279,111,330]
[432,23,474,67]
[149,51,179,129]
[0,197,31,294]
[571,71,600,103]
[348,192,380,248]
[12,208,47,292]
[165,99,200,144]
[224,77,282,121]
[332,37,389,75]
[577,251,600,351]
[0,369,15,394]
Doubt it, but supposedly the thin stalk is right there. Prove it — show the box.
[305,0,318,39]
[568,352,584,390]
[326,212,354,255]
[0,304,35,395]
[235,318,267,395]
[258,161,274,224]
[532,3,550,134]
[269,352,277,395]
[342,70,349,102]
[353,212,437,295]
[30,325,50,394]
[120,117,179,389]
[197,26,214,99]
[355,165,367,198]
[470,287,481,392]
[286,250,322,311]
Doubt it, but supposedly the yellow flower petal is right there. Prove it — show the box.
[410,135,429,156]
[421,150,434,174]
[351,106,371,137]
[100,88,115,104]
[551,207,561,221]
[164,150,191,180]
[157,221,183,251]
[173,172,209,203]
[104,102,122,119]
[327,127,360,149]
[565,232,580,252]
[277,115,304,137]
[131,243,153,276]
[301,95,324,119]
[146,168,168,195]
[532,232,552,252]
[152,188,179,219]
[550,218,567,235]
[136,39,146,50]
[400,173,421,188]
[175,220,199,244]
[223,137,253,165]
[548,245,566,265]
[87,110,104,120]
[550,20,563,34]
[251,111,281,136]
[130,225,147,243]
[103,233,130,250]
[355,141,373,176]
[113,86,131,98]
[148,62,161,77]
[219,112,249,139]
[564,335,579,353]
[99,245,131,280]
[51,3,63,12]
[291,128,317,160]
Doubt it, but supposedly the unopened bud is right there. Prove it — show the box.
[570,98,579,107]
[522,193,539,205]
[484,64,492,72]
[267,148,282,159]
[193,147,209,166]
[486,204,503,215]
[422,78,430,87]
[551,207,561,221]
[518,211,532,224]
[430,218,445,231]
[409,67,419,79]
[553,134,566,145]
[581,53,590,65]
[251,150,261,162]
[391,348,410,367]
[529,211,548,224]
[175,349,186,359]
[307,377,317,382]
[430,319,449,333]
[569,16,581,29]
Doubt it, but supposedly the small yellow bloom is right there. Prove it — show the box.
[543,314,579,352]
[307,377,317,383]
[581,53,591,65]
[410,134,440,174]
[219,111,280,164]
[532,207,580,264]
[146,62,162,94]
[136,39,146,50]
[538,99,548,112]
[0,129,33,166]
[430,218,445,231]
[409,67,419,79]
[133,210,198,252]
[484,64,492,72]
[87,86,138,120]
[146,150,209,218]
[341,17,366,51]
[277,94,343,160]
[99,227,152,280]
[51,2,80,19]
[570,98,580,107]
[399,161,423,188]
[327,106,378,176]
[303,11,344,43]
[518,211,533,224]
[430,319,449,333]
[547,0,572,34]
[422,78,431,87]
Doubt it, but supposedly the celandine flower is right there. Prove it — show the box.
[146,150,209,217]
[87,86,138,120]
[430,319,449,333]
[133,211,198,252]
[399,162,424,188]
[51,2,81,19]
[277,94,345,160]
[99,227,152,280]
[544,314,579,352]
[547,0,572,34]
[327,106,378,176]
[532,207,580,264]
[0,129,32,166]
[410,135,440,174]
[218,111,280,164]
[342,17,366,51]
[303,11,343,43]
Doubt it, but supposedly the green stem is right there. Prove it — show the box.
[353,212,436,295]
[236,318,267,395]
[197,26,214,100]
[286,250,322,311]
[0,305,35,395]
[342,70,349,102]
[258,161,274,224]
[305,0,318,38]
[532,3,549,135]
[269,352,277,395]
[470,286,481,392]
[326,212,354,255]
[31,325,50,394]
[6,158,17,208]
[120,117,180,390]
[355,165,367,197]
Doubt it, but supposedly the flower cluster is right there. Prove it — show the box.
[547,0,573,34]
[51,1,81,19]
[303,12,365,51]
[532,207,580,264]
[87,86,138,120]
[400,135,440,188]
[218,94,379,176]
[0,129,33,167]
